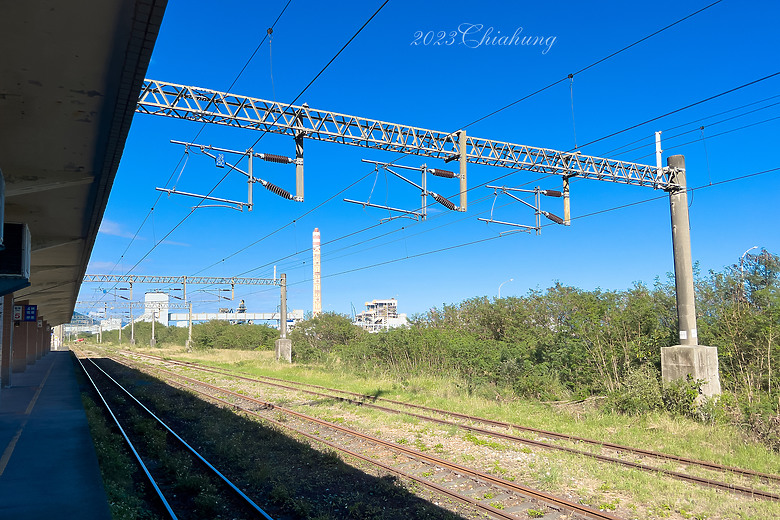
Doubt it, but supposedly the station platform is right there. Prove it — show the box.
[0,351,111,519]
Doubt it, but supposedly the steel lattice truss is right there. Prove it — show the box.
[75,300,191,309]
[83,274,280,286]
[137,79,677,190]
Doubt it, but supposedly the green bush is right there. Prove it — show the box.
[606,365,663,415]
[193,320,278,350]
[662,375,703,419]
[290,313,365,362]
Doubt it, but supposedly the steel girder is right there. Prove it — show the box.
[137,79,677,190]
[83,274,280,286]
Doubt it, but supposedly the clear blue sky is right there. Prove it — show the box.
[81,0,780,319]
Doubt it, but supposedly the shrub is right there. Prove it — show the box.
[606,365,663,415]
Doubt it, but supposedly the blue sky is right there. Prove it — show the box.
[81,0,780,320]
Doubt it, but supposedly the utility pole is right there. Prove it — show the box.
[150,309,156,348]
[274,273,291,362]
[186,301,193,351]
[130,304,135,345]
[660,155,721,396]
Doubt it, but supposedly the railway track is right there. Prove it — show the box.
[113,351,625,520]
[121,350,780,502]
[74,350,275,519]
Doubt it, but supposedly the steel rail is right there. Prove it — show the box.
[124,351,780,490]
[84,355,274,520]
[124,356,624,520]
[73,352,178,519]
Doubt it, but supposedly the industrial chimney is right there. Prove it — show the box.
[313,228,321,317]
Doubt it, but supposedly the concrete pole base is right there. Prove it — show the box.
[275,339,292,363]
[661,345,721,397]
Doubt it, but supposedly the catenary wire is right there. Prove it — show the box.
[173,0,742,286]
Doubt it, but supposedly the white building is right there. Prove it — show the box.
[354,298,409,333]
[133,292,170,326]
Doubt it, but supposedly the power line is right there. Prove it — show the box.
[277,166,780,290]
[574,70,780,151]
[597,93,780,157]
[133,1,393,296]
[462,0,724,129]
[109,1,759,308]
[81,2,294,315]
[106,1,294,279]
[607,100,780,158]
[629,114,780,162]
[169,0,731,284]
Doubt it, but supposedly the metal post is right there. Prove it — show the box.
[563,176,571,226]
[667,155,697,346]
[421,166,427,220]
[295,133,304,201]
[534,188,541,235]
[187,301,193,351]
[150,309,156,347]
[280,273,287,339]
[130,304,135,345]
[458,130,467,211]
[247,152,254,211]
[118,317,121,345]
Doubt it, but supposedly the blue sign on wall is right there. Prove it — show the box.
[24,305,37,322]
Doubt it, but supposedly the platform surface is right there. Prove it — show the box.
[0,351,111,519]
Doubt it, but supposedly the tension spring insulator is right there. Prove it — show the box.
[262,153,292,164]
[261,180,294,199]
[430,192,457,211]
[543,211,564,225]
[430,168,456,179]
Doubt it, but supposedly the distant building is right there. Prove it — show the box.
[354,298,409,333]
[133,292,170,326]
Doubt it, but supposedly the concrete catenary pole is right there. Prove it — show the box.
[662,154,720,396]
[274,273,292,362]
[667,155,697,346]
[280,273,287,339]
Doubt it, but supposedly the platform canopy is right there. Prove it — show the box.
[0,0,167,324]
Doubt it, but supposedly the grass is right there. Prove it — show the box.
[103,343,780,519]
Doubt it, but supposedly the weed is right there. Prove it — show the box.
[527,508,545,518]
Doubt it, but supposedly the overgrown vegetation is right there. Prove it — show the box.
[98,320,278,350]
[288,250,780,448]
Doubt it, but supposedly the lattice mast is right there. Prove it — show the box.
[313,228,321,317]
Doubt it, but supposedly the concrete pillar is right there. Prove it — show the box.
[27,318,36,365]
[275,273,292,362]
[661,155,721,397]
[1,294,13,388]
[667,155,697,346]
[11,328,27,372]
[12,300,28,373]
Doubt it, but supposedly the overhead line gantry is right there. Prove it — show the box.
[134,79,716,392]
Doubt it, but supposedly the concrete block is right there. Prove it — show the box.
[275,338,292,363]
[661,345,721,397]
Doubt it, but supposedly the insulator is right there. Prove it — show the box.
[542,189,562,197]
[430,168,456,179]
[543,211,564,225]
[262,180,293,199]
[431,192,457,211]
[262,153,292,164]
